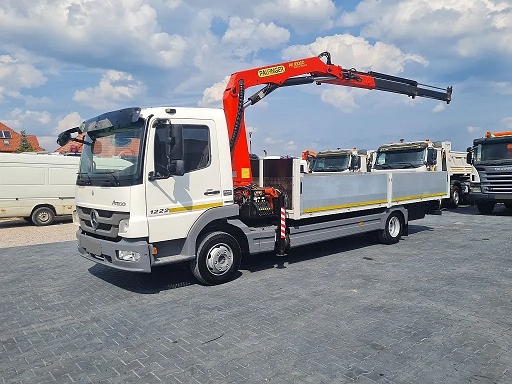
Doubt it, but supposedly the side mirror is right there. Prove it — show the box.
[57,126,81,147]
[466,147,473,164]
[350,154,361,171]
[426,148,437,166]
[165,124,185,176]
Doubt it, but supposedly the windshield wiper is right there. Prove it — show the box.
[93,171,120,186]
[394,162,416,169]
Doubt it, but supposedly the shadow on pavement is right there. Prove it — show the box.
[443,204,512,216]
[88,225,435,293]
[0,216,72,229]
[88,262,203,294]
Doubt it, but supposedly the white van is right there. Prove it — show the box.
[0,153,80,225]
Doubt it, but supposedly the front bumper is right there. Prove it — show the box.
[77,229,152,272]
[469,193,512,203]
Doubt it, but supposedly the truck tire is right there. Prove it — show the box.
[449,185,461,208]
[504,203,512,210]
[31,207,55,226]
[191,231,241,285]
[377,212,404,245]
[476,202,495,215]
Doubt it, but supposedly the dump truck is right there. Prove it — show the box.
[371,140,471,207]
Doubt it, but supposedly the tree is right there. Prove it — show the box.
[16,129,35,153]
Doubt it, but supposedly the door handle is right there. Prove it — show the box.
[204,189,220,196]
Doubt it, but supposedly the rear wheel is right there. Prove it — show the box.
[31,207,55,226]
[450,185,461,208]
[377,211,404,245]
[476,202,495,215]
[191,231,241,285]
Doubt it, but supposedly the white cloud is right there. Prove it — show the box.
[501,117,512,129]
[73,70,144,110]
[0,0,188,70]
[282,34,428,74]
[3,108,52,128]
[256,0,337,33]
[246,126,258,134]
[490,81,512,95]
[198,76,230,107]
[0,54,47,100]
[432,103,445,113]
[264,137,283,144]
[320,88,361,113]
[338,0,512,56]
[222,17,290,58]
[54,112,83,134]
[467,125,480,133]
[285,140,297,151]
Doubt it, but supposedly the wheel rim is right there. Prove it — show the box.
[206,243,233,276]
[453,190,460,205]
[388,216,401,237]
[38,211,51,223]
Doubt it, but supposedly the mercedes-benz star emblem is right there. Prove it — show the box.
[90,209,99,230]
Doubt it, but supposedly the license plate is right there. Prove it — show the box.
[499,194,512,199]
[84,238,102,256]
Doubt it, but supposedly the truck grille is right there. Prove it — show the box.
[77,206,130,238]
[479,170,512,194]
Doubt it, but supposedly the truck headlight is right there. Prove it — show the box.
[118,219,129,234]
[116,250,140,262]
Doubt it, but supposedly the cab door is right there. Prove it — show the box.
[145,119,222,243]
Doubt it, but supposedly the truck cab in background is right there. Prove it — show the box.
[309,148,371,173]
[371,140,472,208]
[467,131,512,214]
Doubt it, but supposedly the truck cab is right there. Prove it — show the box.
[310,149,369,173]
[71,107,236,272]
[467,131,512,214]
[372,140,472,207]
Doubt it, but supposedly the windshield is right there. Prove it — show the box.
[475,141,512,164]
[374,148,425,169]
[78,125,145,186]
[311,154,350,172]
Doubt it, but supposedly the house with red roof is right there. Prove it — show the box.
[0,122,45,153]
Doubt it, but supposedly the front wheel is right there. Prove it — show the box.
[450,185,461,208]
[377,211,404,245]
[191,231,241,285]
[476,202,495,215]
[31,207,55,226]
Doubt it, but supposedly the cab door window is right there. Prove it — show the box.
[154,124,210,176]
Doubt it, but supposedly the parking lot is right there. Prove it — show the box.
[0,205,511,384]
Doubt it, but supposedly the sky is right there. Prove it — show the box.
[1,0,511,155]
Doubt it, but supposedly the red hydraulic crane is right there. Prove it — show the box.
[222,51,452,187]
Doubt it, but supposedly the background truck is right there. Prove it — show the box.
[57,52,452,285]
[371,140,472,207]
[308,148,371,173]
[0,153,80,225]
[467,131,512,214]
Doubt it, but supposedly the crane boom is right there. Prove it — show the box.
[222,51,452,187]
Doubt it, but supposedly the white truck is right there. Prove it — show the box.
[0,153,80,225]
[371,140,472,207]
[57,53,452,284]
[309,148,371,173]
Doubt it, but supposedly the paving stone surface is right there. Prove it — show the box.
[0,205,511,383]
